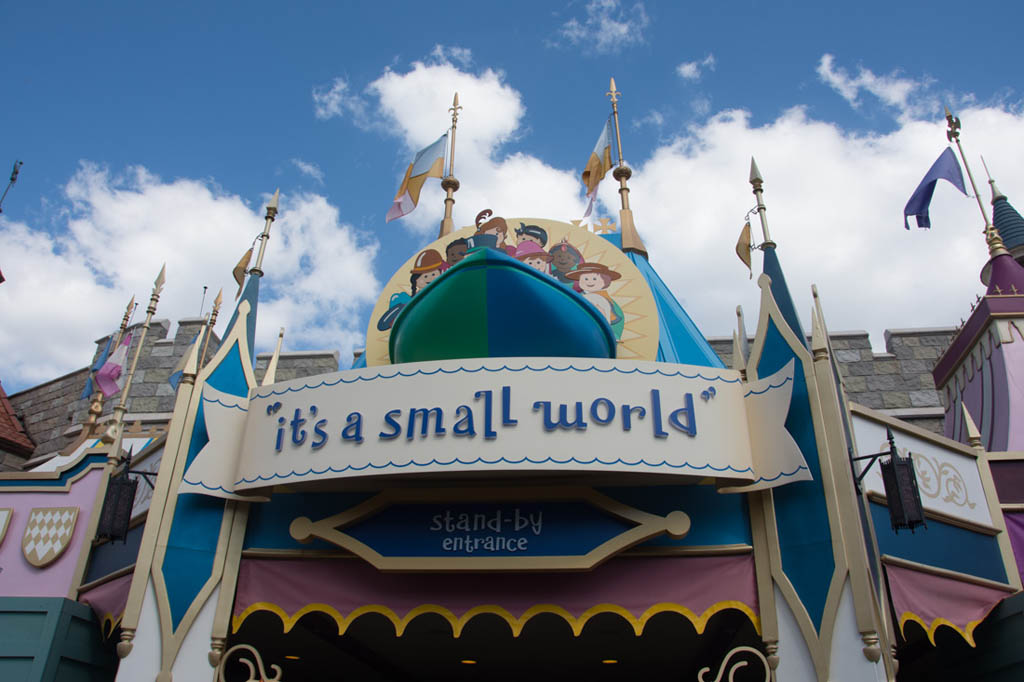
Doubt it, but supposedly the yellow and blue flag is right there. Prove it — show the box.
[386,133,448,223]
[582,118,614,218]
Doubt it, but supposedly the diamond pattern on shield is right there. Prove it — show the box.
[22,506,79,568]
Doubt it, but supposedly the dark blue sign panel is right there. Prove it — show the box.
[344,502,633,557]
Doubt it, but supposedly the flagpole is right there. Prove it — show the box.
[86,296,136,434]
[101,265,166,447]
[749,157,774,246]
[248,189,279,277]
[439,92,462,238]
[945,108,1009,258]
[606,77,648,258]
[199,288,222,368]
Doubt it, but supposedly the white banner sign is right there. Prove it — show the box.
[181,358,810,498]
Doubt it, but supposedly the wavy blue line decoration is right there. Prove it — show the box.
[201,395,249,412]
[252,363,743,398]
[188,455,809,489]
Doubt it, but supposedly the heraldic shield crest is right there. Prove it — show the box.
[22,506,78,568]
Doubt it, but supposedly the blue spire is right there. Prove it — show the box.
[762,245,807,349]
[991,181,1024,254]
[220,274,260,365]
[601,232,724,367]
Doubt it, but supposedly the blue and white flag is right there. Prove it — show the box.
[79,335,114,399]
[903,148,967,229]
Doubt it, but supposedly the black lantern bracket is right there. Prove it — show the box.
[851,427,899,492]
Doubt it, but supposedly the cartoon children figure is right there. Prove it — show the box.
[514,241,553,275]
[549,238,584,284]
[566,262,625,340]
[376,248,445,331]
[473,209,515,255]
[445,237,469,267]
[515,223,548,248]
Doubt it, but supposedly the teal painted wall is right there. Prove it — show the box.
[0,597,117,682]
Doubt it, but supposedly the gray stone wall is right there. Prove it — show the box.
[707,327,955,435]
[254,351,340,384]
[7,317,957,463]
[8,318,222,459]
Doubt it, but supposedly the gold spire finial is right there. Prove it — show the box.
[439,92,462,238]
[943,110,1007,261]
[604,77,646,257]
[748,157,773,245]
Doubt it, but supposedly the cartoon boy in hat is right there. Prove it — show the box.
[548,238,584,284]
[514,241,553,275]
[515,223,548,248]
[566,262,624,339]
[376,248,445,331]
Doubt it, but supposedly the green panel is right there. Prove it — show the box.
[0,597,117,682]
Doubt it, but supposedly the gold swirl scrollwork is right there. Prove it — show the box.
[893,445,976,510]
[215,644,283,682]
[698,645,770,682]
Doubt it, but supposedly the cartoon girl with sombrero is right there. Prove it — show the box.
[376,248,445,331]
[549,238,584,284]
[565,262,625,339]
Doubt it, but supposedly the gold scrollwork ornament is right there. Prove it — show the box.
[698,645,771,682]
[215,644,282,682]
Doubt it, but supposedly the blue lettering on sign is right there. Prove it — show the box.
[264,386,700,453]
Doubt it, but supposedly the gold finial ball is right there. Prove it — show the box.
[665,510,691,538]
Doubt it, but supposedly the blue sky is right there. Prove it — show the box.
[2,0,1023,391]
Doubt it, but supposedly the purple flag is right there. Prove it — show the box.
[903,147,967,229]
[95,333,132,398]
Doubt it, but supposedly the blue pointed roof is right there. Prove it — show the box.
[762,244,808,349]
[221,274,261,364]
[602,233,724,367]
[993,193,1024,253]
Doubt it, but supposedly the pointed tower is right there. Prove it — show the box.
[990,180,1024,265]
[933,179,1024,451]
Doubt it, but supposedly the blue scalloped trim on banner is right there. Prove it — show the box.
[252,363,746,398]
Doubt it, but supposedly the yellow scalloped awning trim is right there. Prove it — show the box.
[898,611,984,648]
[232,600,760,638]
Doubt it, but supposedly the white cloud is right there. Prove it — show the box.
[677,54,716,81]
[622,104,1024,353]
[691,96,711,117]
[558,0,649,54]
[429,45,473,68]
[634,110,665,130]
[364,59,594,231]
[291,158,325,184]
[817,54,938,120]
[312,77,370,124]
[0,165,378,389]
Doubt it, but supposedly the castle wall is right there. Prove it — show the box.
[7,323,955,463]
[709,327,955,435]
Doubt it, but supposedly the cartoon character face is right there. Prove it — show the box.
[552,248,578,271]
[524,256,549,274]
[578,272,607,293]
[446,243,468,265]
[415,268,442,290]
[519,233,543,246]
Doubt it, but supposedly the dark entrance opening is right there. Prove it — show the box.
[224,607,765,681]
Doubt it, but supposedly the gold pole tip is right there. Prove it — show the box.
[609,76,616,90]
[268,188,280,210]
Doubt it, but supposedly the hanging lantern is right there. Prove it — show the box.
[880,450,926,534]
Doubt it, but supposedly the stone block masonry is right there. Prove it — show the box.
[708,327,954,435]
[9,318,953,463]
